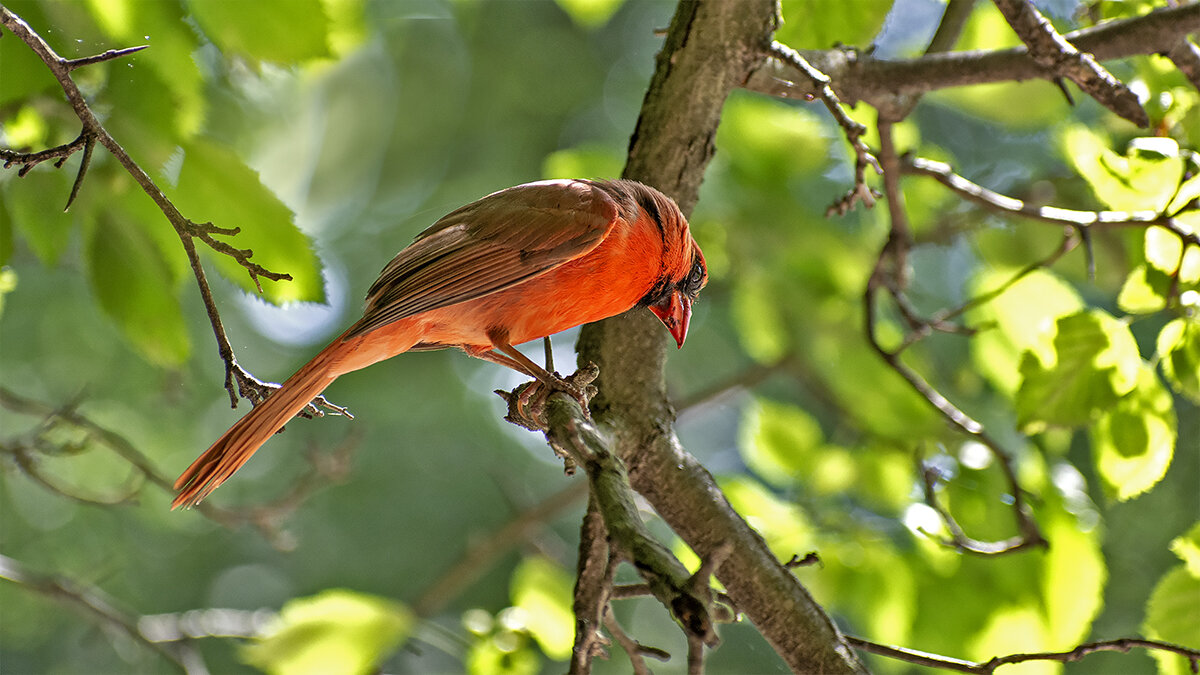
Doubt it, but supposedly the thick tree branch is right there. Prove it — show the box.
[991,0,1147,126]
[579,2,869,670]
[746,3,1199,111]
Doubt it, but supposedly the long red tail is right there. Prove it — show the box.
[172,347,342,509]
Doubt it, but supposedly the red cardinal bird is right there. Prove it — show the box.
[173,179,707,508]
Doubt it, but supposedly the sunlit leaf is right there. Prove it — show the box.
[1145,566,1200,675]
[1091,365,1176,501]
[553,0,625,29]
[719,475,815,558]
[0,268,17,316]
[739,399,823,487]
[3,169,77,265]
[1167,173,1200,216]
[967,268,1084,395]
[1016,310,1141,431]
[778,0,891,49]
[1157,318,1200,403]
[84,211,190,366]
[716,94,830,185]
[186,0,332,62]
[84,0,205,139]
[1145,224,1200,283]
[1065,131,1185,212]
[966,606,1051,670]
[241,589,413,675]
[168,139,323,304]
[732,271,790,364]
[1170,522,1200,578]
[509,557,573,661]
[1041,502,1105,645]
[1117,264,1170,315]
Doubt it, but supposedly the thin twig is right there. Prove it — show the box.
[0,554,208,674]
[764,41,882,215]
[0,8,340,415]
[865,125,1046,556]
[847,635,1200,674]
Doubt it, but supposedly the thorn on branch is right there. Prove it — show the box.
[64,133,96,211]
[63,44,148,71]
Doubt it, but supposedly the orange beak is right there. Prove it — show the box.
[648,290,692,349]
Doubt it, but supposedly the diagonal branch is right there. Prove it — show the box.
[0,553,208,674]
[991,0,1146,126]
[0,8,347,417]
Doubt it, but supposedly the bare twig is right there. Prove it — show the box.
[414,482,586,617]
[865,125,1046,556]
[0,8,344,416]
[0,387,351,550]
[0,554,208,674]
[847,635,1200,674]
[764,42,882,215]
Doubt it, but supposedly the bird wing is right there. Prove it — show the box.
[345,179,620,338]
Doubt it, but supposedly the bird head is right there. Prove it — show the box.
[648,241,707,348]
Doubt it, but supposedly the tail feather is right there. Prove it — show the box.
[172,352,340,509]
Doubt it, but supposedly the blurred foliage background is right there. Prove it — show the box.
[1,0,1197,673]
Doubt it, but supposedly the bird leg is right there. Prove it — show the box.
[475,339,598,430]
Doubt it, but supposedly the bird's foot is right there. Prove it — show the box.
[495,363,599,432]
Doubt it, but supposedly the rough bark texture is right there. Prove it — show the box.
[578,1,867,672]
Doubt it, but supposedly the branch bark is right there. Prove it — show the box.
[745,3,1200,111]
[579,1,867,672]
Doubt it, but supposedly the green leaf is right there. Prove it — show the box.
[509,557,573,661]
[168,140,323,304]
[0,197,13,266]
[1144,566,1200,675]
[739,398,823,488]
[0,268,17,317]
[777,0,891,49]
[1145,224,1200,284]
[85,211,191,367]
[1117,264,1171,315]
[4,169,77,265]
[0,2,60,106]
[967,268,1084,395]
[719,475,814,558]
[1167,172,1200,216]
[1065,131,1185,212]
[1157,318,1200,403]
[1041,502,1106,645]
[553,0,625,29]
[731,271,790,364]
[1090,365,1176,501]
[186,0,331,62]
[541,143,624,181]
[1170,522,1200,578]
[716,94,830,185]
[1016,310,1141,431]
[241,589,413,675]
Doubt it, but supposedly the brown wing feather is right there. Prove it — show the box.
[345,180,619,338]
